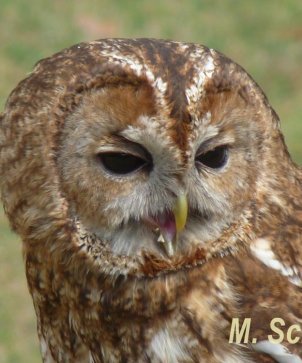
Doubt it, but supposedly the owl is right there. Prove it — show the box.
[0,38,302,363]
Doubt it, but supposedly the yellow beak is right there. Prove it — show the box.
[173,193,188,233]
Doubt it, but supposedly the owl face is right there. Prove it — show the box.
[1,39,280,277]
[58,73,264,261]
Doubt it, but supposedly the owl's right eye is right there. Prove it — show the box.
[98,152,150,175]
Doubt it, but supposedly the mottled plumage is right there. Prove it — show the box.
[0,39,301,362]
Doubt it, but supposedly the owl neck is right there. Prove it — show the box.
[72,206,255,280]
[24,206,256,362]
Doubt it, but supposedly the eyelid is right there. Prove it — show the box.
[196,144,228,157]
[96,138,151,161]
[196,135,234,155]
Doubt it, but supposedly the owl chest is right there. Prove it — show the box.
[26,256,246,363]
[67,286,237,363]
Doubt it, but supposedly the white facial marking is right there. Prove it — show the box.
[185,51,215,106]
[99,47,168,111]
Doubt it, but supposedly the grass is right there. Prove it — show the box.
[0,0,301,361]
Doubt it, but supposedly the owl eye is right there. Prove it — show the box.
[98,152,150,175]
[195,145,228,169]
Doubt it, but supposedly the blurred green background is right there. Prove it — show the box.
[0,0,301,361]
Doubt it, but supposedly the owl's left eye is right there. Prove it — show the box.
[195,145,228,169]
[98,152,150,175]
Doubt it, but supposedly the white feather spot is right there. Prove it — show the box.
[145,69,155,82]
[40,337,55,363]
[150,328,191,362]
[153,76,167,94]
[251,238,302,287]
[253,340,302,363]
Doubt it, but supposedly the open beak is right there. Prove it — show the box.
[154,193,188,256]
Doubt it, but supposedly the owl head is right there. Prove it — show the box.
[0,39,294,277]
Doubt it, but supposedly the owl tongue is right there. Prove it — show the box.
[154,210,176,243]
[149,210,177,256]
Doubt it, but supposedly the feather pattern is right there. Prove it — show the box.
[0,38,301,362]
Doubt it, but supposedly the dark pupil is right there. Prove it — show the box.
[99,153,146,174]
[196,146,228,169]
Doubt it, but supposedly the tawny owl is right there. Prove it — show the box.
[0,39,302,363]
